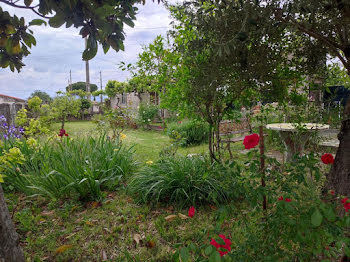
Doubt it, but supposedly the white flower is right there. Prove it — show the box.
[148,119,151,122]
[176,113,179,116]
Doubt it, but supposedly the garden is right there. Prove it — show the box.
[1,0,350,262]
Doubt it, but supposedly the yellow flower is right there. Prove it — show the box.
[120,133,127,140]
[146,160,153,165]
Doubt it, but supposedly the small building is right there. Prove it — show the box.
[0,94,26,125]
[110,92,171,119]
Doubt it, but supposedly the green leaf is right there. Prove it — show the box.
[345,246,350,256]
[209,251,221,262]
[24,0,33,7]
[96,5,116,17]
[321,206,336,222]
[311,208,323,227]
[205,245,214,256]
[49,14,65,28]
[180,247,190,262]
[82,46,98,61]
[123,18,134,27]
[22,33,36,47]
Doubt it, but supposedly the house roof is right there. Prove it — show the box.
[0,94,26,102]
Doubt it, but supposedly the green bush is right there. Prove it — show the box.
[167,120,209,147]
[138,102,159,128]
[128,156,239,207]
[2,135,137,201]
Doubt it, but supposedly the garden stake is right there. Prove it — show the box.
[259,125,267,210]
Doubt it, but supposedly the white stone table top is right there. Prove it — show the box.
[266,123,330,132]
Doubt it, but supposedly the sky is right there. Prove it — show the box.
[0,1,177,99]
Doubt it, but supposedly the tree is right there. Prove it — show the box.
[269,0,350,195]
[0,0,141,72]
[66,82,98,93]
[29,90,52,104]
[166,1,307,161]
[105,80,129,98]
[51,94,81,130]
[0,184,24,261]
[123,35,178,120]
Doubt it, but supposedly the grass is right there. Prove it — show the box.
[52,121,211,162]
[6,191,243,261]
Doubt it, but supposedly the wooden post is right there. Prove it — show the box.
[259,125,267,210]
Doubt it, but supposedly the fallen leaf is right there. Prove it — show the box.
[165,215,177,222]
[209,205,217,210]
[178,213,189,220]
[55,245,73,255]
[101,250,108,261]
[41,210,55,216]
[146,240,156,249]
[86,201,102,209]
[133,233,142,245]
[85,221,94,226]
[65,232,77,239]
[167,206,174,212]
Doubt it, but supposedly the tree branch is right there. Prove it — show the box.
[0,0,52,19]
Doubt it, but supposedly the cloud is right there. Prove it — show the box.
[0,1,177,99]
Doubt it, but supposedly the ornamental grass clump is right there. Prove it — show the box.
[128,156,238,207]
[2,135,137,201]
[167,120,209,147]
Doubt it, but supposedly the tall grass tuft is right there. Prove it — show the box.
[128,156,237,207]
[167,120,209,147]
[2,135,137,201]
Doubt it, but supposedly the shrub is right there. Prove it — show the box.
[128,156,239,207]
[138,102,159,128]
[167,120,209,147]
[1,135,137,201]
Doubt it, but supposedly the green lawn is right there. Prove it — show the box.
[53,121,210,162]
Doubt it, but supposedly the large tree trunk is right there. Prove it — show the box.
[326,98,350,195]
[0,184,25,262]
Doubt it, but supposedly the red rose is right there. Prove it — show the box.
[188,206,195,218]
[278,196,284,201]
[330,190,335,195]
[341,197,348,204]
[243,133,260,149]
[344,202,350,212]
[210,234,231,257]
[285,198,292,202]
[321,153,334,164]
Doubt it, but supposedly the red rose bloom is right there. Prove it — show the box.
[321,153,334,164]
[243,133,260,149]
[278,196,284,201]
[330,190,335,195]
[285,198,292,202]
[344,202,350,213]
[341,197,348,204]
[188,206,195,218]
[210,234,231,257]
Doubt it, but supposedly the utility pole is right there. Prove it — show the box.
[69,70,72,91]
[85,38,91,101]
[99,71,103,104]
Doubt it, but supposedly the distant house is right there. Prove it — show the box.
[110,91,171,118]
[0,94,26,125]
